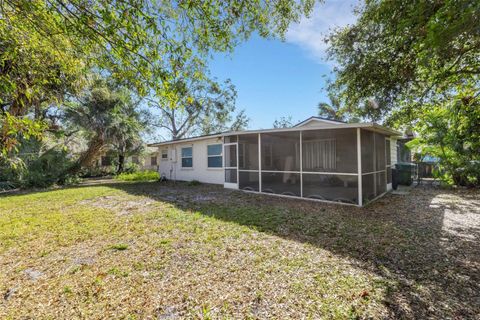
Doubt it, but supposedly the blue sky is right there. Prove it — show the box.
[209,0,358,129]
[147,0,358,141]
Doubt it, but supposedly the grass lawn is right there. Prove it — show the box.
[0,182,479,319]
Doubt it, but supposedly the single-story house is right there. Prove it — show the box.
[149,117,401,206]
[95,147,160,171]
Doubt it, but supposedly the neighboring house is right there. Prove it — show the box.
[396,132,415,163]
[149,116,401,206]
[95,147,160,171]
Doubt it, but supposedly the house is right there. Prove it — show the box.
[95,147,160,171]
[149,117,401,206]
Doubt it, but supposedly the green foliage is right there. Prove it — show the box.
[1,0,314,155]
[116,170,159,182]
[109,244,129,251]
[406,87,480,187]
[327,0,480,122]
[187,180,201,186]
[123,162,140,174]
[273,116,294,128]
[317,94,361,123]
[63,78,146,173]
[2,0,315,96]
[0,113,48,157]
[0,137,79,188]
[0,148,77,189]
[0,4,86,155]
[327,0,479,187]
[0,181,17,192]
[22,147,77,188]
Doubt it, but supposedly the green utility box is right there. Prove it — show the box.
[395,162,416,185]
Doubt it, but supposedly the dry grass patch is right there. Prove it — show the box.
[0,182,479,319]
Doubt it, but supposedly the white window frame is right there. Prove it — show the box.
[161,149,168,161]
[181,146,193,168]
[207,143,223,168]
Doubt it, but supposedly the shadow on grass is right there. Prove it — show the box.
[6,180,479,318]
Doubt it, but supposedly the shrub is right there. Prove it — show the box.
[22,148,76,188]
[123,162,139,174]
[187,179,201,186]
[116,170,159,182]
[79,165,116,178]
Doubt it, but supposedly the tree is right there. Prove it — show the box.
[149,62,249,140]
[273,116,294,128]
[326,0,480,123]
[407,86,480,187]
[326,0,480,186]
[0,8,85,157]
[63,78,145,174]
[1,0,316,155]
[318,94,345,121]
[109,99,148,174]
[318,95,360,123]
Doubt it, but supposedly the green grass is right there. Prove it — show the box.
[109,243,129,251]
[115,170,159,182]
[0,182,478,319]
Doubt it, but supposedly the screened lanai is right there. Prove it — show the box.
[223,126,394,206]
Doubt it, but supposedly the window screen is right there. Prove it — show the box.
[238,134,259,170]
[303,174,358,204]
[225,169,237,183]
[261,132,300,171]
[239,171,259,191]
[261,172,301,196]
[224,145,237,167]
[303,139,336,171]
[303,129,357,173]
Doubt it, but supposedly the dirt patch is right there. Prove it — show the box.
[78,195,156,216]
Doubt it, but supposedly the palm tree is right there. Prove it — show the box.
[318,95,345,121]
[318,95,360,123]
[63,78,145,174]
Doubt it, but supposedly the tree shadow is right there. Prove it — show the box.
[8,181,479,318]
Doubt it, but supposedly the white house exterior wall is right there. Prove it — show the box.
[157,137,224,185]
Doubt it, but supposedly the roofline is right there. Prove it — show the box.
[148,132,226,147]
[293,116,346,127]
[148,123,401,147]
[228,123,401,136]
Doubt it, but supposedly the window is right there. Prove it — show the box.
[132,156,139,164]
[303,139,336,171]
[101,156,111,166]
[207,144,222,168]
[150,156,158,166]
[181,147,193,168]
[161,149,168,160]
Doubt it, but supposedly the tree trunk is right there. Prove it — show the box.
[117,154,125,174]
[67,135,105,175]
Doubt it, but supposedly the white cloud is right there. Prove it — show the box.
[286,0,359,64]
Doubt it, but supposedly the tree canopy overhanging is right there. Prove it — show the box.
[326,0,480,186]
[327,0,480,123]
[0,0,317,156]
